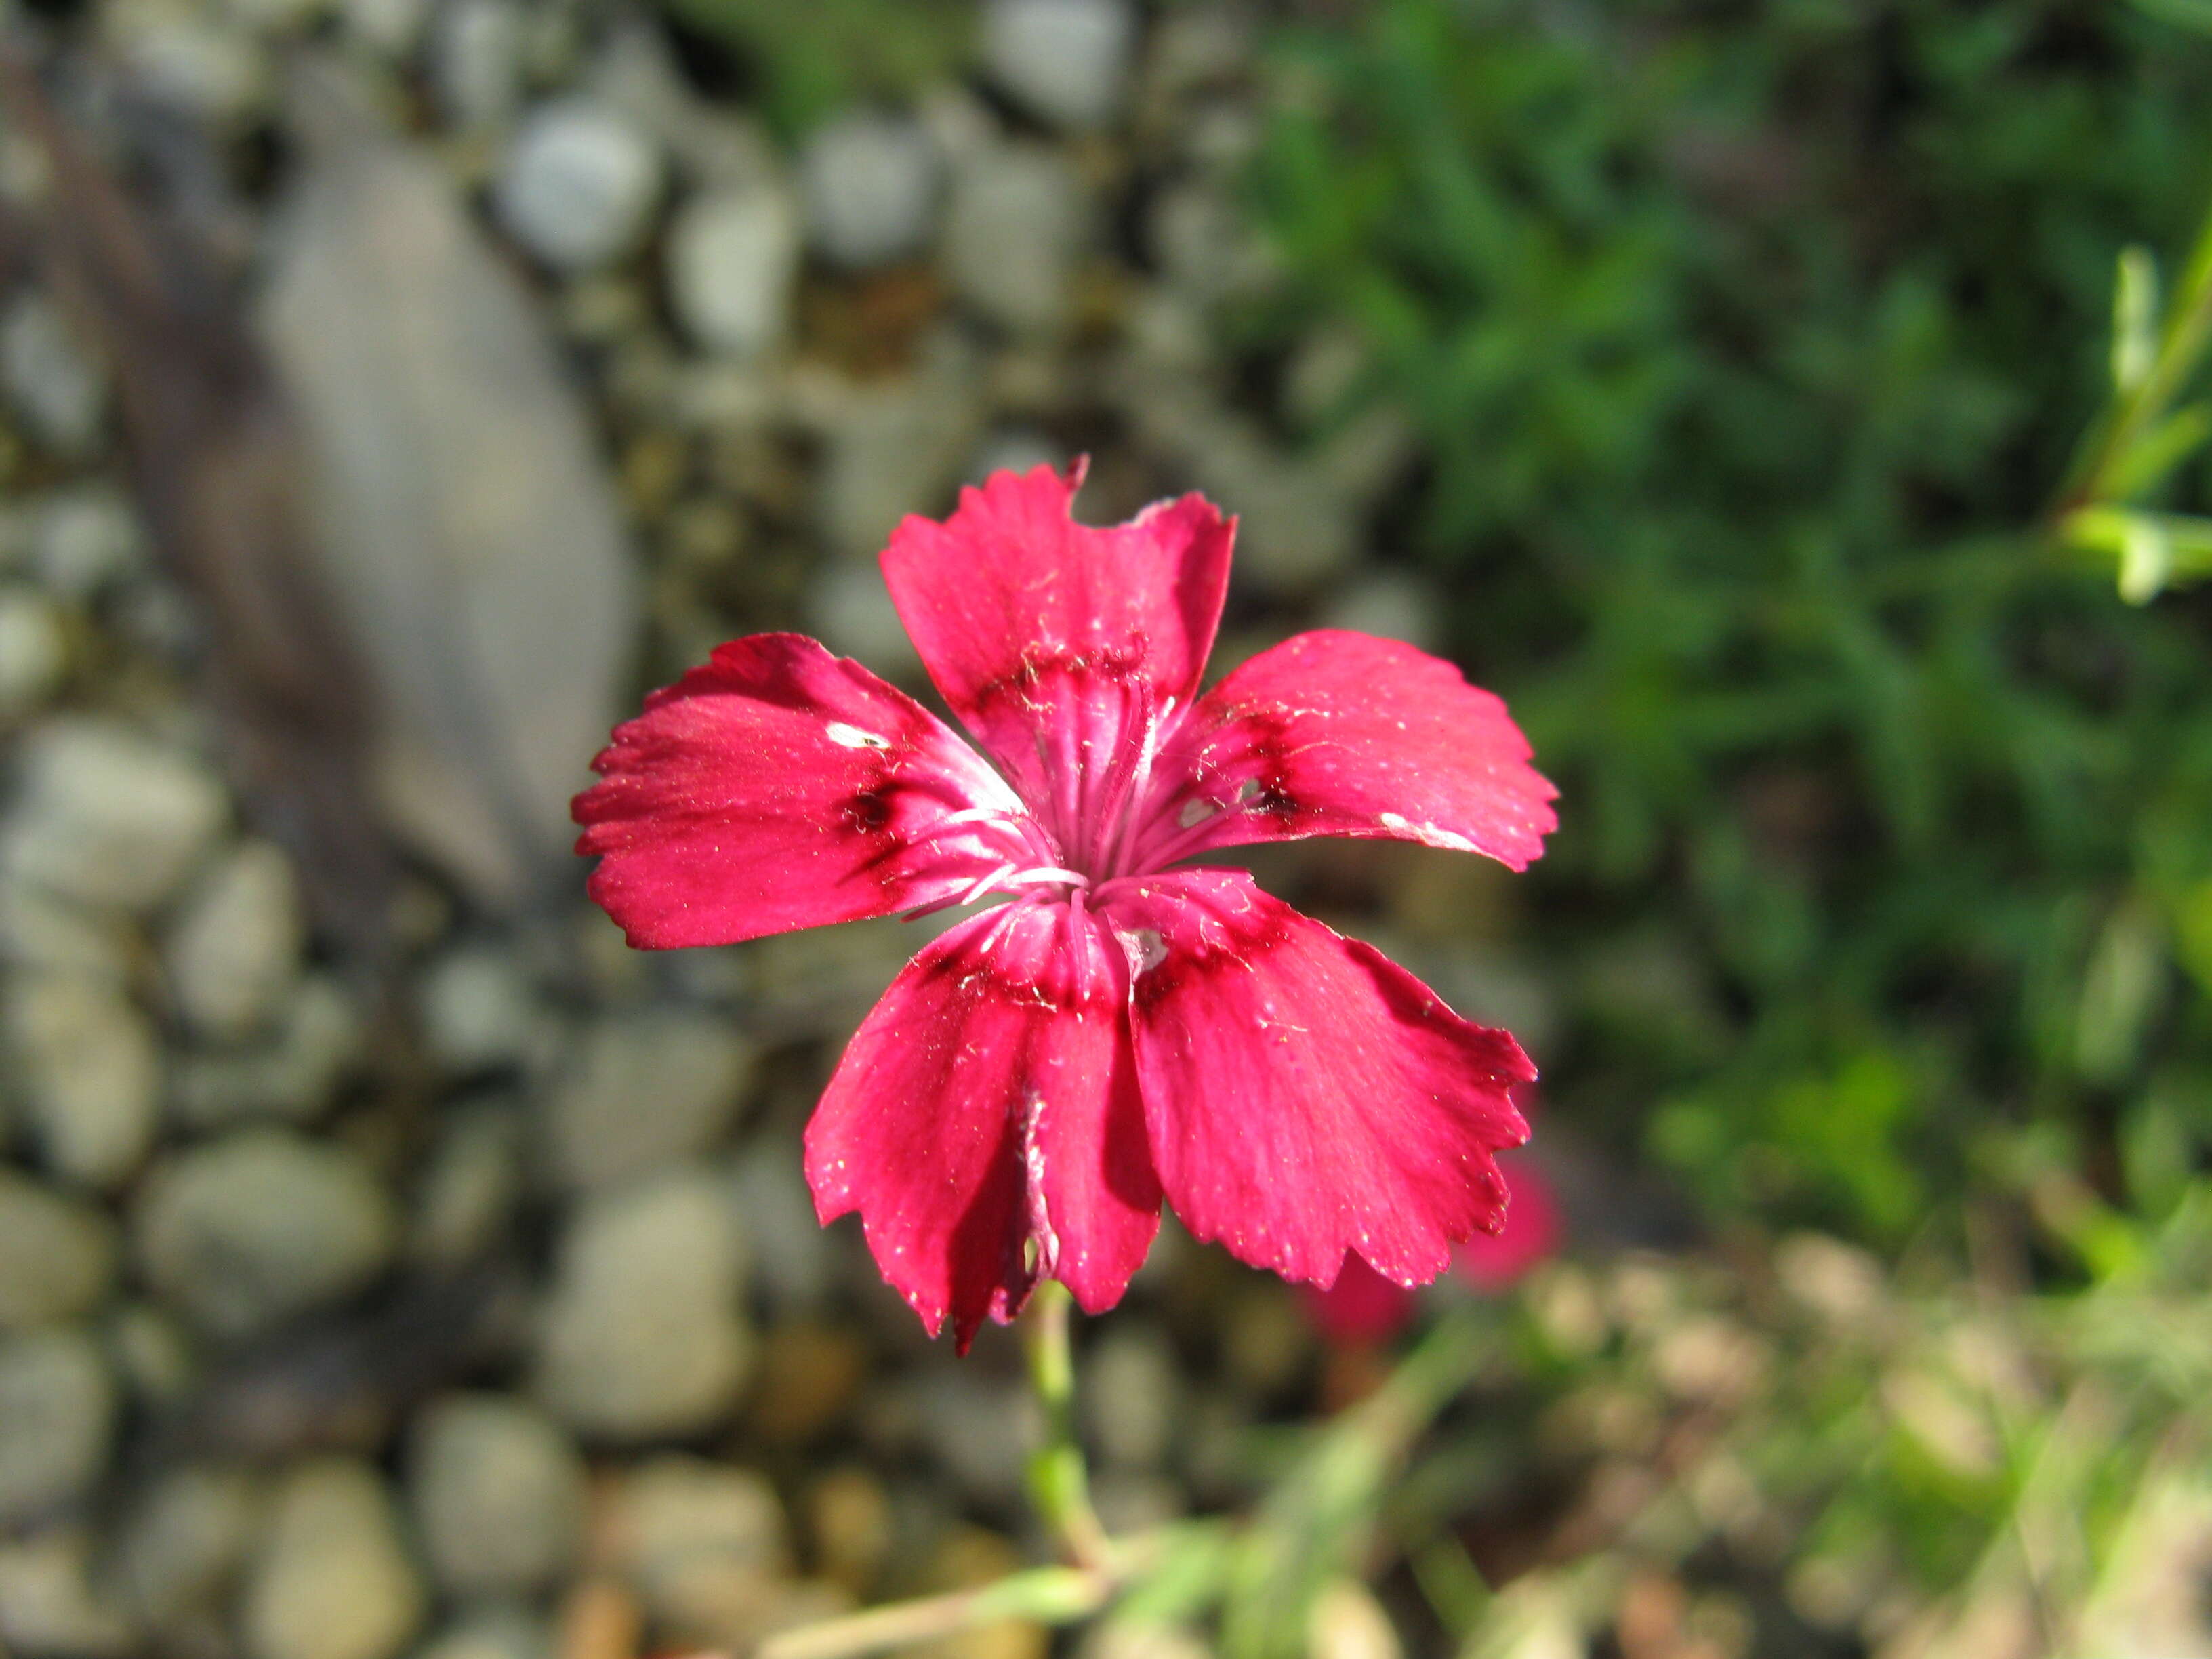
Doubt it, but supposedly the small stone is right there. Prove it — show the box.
[586,17,779,190]
[1307,1580,1403,1659]
[116,1464,264,1637]
[165,840,306,1044]
[413,1605,552,1659]
[0,588,69,719]
[745,918,930,1040]
[1775,1233,1889,1330]
[1228,464,1357,590]
[433,0,525,129]
[1081,1324,1180,1468]
[534,1165,752,1440]
[667,184,801,356]
[1143,8,1255,102]
[408,1395,587,1596]
[747,1324,864,1445]
[606,1456,787,1647]
[731,1145,834,1314]
[813,329,986,560]
[0,1171,116,1329]
[1220,1284,1312,1396]
[495,99,664,272]
[32,487,145,599]
[1,718,226,913]
[135,1130,396,1340]
[171,975,363,1128]
[941,144,1086,335]
[1077,1622,1214,1659]
[969,428,1063,481]
[408,1100,525,1268]
[341,0,428,56]
[798,112,940,269]
[805,1469,890,1597]
[102,0,269,123]
[1090,1471,1183,1536]
[244,1460,425,1659]
[914,1373,1036,1504]
[106,1303,199,1408]
[918,1528,1045,1659]
[0,295,106,456]
[4,975,162,1189]
[545,1011,755,1191]
[981,0,1138,131]
[808,560,924,683]
[1316,571,1446,654]
[0,1327,116,1523]
[1126,410,1354,594]
[761,1582,857,1639]
[0,877,133,981]
[1146,180,1270,304]
[0,1528,136,1657]
[1281,329,1369,426]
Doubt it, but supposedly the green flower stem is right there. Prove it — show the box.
[754,1284,1129,1659]
[754,1565,1117,1659]
[2057,201,2212,517]
[1022,1279,1115,1571]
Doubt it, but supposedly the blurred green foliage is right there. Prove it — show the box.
[1250,0,2212,1249]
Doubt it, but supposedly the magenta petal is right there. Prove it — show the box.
[880,463,1233,791]
[1131,630,1558,872]
[1101,868,1533,1290]
[575,633,1046,949]
[805,898,1160,1350]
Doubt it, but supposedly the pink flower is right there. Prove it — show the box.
[574,463,1557,1349]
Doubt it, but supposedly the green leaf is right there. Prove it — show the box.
[2130,0,2212,33]
[2112,247,2160,395]
[2104,403,2212,500]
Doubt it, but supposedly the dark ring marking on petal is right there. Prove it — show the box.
[842,789,893,834]
[969,642,1151,712]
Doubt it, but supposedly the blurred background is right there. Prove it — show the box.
[1,1,2211,1656]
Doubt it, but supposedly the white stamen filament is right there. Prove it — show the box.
[1094,693,1173,879]
[1005,866,1090,889]
[952,863,1019,906]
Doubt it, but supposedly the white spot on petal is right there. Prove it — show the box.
[825,722,891,750]
[1022,1090,1059,1277]
[1178,797,1217,830]
[1380,810,1475,852]
[1118,927,1167,976]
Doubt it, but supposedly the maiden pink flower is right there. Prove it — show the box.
[574,463,1557,1349]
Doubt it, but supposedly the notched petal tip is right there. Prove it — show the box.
[880,464,1237,793]
[1135,629,1558,875]
[571,631,1039,950]
[1107,867,1534,1293]
[804,899,1160,1349]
